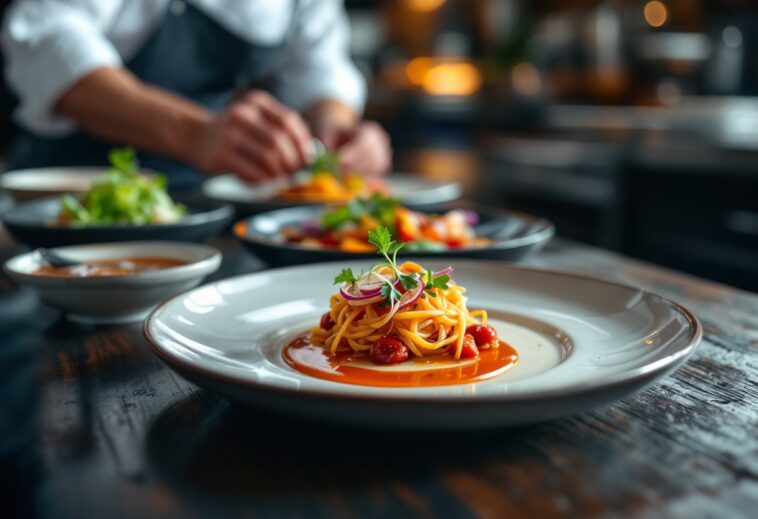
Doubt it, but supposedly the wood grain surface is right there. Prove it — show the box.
[0,232,756,519]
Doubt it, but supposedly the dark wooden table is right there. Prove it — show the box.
[1,231,756,519]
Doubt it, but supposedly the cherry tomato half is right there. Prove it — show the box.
[371,336,410,365]
[465,324,498,347]
[320,312,335,330]
[460,334,479,358]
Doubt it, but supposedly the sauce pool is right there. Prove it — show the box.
[33,257,187,277]
[283,334,519,388]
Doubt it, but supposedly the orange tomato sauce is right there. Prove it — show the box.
[283,334,518,387]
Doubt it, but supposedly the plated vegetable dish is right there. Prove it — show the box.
[57,148,185,226]
[276,152,387,204]
[282,194,491,253]
[284,226,518,387]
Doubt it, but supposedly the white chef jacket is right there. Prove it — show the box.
[1,0,365,136]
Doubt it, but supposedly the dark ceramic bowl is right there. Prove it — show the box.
[1,196,234,248]
[233,204,554,266]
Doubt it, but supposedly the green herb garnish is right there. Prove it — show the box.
[333,226,453,307]
[310,151,341,177]
[424,268,450,297]
[321,193,399,230]
[367,226,421,306]
[333,268,359,285]
[59,147,185,226]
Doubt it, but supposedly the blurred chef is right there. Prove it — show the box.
[1,0,391,188]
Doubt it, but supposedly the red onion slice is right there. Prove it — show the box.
[347,294,385,306]
[434,267,454,278]
[340,286,381,301]
[357,284,382,296]
[398,278,424,309]
[460,209,480,227]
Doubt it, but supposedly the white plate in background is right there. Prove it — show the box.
[202,173,463,213]
[0,167,105,201]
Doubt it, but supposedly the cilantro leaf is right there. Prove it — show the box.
[425,269,450,292]
[380,282,402,305]
[399,273,420,290]
[433,274,450,290]
[334,268,358,285]
[368,226,393,254]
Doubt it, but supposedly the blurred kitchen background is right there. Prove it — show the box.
[1,0,757,292]
[339,0,758,292]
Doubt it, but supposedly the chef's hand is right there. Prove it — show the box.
[319,121,392,177]
[192,91,312,182]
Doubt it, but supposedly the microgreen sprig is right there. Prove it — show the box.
[367,227,416,306]
[333,226,451,307]
[333,268,358,285]
[424,268,450,297]
[367,227,416,285]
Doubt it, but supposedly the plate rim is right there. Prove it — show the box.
[143,259,702,404]
[202,173,464,208]
[233,204,556,256]
[0,195,234,231]
[0,165,105,186]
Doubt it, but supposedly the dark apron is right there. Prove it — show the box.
[5,1,294,190]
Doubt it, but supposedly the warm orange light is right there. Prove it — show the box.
[407,0,446,12]
[405,57,433,86]
[422,63,482,96]
[644,1,668,28]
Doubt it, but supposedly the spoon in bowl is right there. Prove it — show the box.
[38,248,82,268]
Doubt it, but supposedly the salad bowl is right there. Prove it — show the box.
[1,196,233,248]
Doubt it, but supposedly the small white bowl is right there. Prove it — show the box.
[4,241,222,324]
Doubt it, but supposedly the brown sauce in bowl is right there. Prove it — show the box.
[33,257,187,277]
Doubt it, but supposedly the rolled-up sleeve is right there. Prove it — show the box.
[1,0,123,135]
[274,0,366,114]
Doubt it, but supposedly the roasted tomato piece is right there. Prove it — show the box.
[320,312,335,330]
[465,324,498,347]
[371,336,410,365]
[460,334,479,358]
[318,233,340,247]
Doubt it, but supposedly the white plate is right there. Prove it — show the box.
[0,166,158,202]
[0,167,104,201]
[144,260,701,430]
[202,173,462,212]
